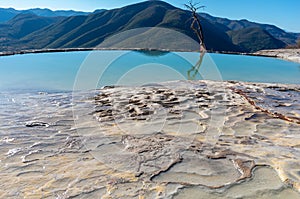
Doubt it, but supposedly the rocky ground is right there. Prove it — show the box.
[90,81,300,192]
[0,80,300,198]
[254,49,300,63]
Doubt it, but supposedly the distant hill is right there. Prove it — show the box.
[0,13,64,51]
[0,1,298,53]
[0,8,19,23]
[200,13,300,46]
[26,8,91,17]
[0,13,64,38]
[0,7,91,23]
[227,27,286,52]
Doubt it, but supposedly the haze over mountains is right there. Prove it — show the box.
[0,1,299,53]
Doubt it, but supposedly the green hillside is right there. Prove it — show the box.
[200,13,300,46]
[227,27,286,52]
[0,14,64,51]
[0,1,298,53]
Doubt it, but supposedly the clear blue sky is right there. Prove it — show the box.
[0,0,299,32]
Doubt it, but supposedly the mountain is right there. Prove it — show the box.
[0,13,64,51]
[26,8,91,17]
[0,7,90,23]
[0,1,298,53]
[200,13,300,46]
[0,8,19,23]
[29,1,238,51]
[0,1,241,52]
[227,27,286,52]
[0,13,64,38]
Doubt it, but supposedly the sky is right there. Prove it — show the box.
[0,0,299,33]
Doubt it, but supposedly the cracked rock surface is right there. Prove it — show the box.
[0,80,299,198]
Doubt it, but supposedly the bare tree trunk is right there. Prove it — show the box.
[185,1,206,52]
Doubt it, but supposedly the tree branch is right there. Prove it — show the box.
[184,1,206,52]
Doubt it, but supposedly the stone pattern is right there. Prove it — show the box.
[0,80,299,198]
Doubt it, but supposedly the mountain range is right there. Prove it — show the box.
[0,7,90,23]
[0,1,299,53]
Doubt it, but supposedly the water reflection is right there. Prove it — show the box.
[136,50,170,57]
[187,50,206,80]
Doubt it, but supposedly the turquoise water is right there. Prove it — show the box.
[0,51,299,91]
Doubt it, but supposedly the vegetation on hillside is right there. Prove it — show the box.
[0,1,297,53]
[286,39,300,49]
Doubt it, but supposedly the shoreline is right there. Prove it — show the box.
[254,48,300,63]
[0,47,277,59]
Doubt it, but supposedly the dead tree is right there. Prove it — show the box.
[184,1,206,52]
